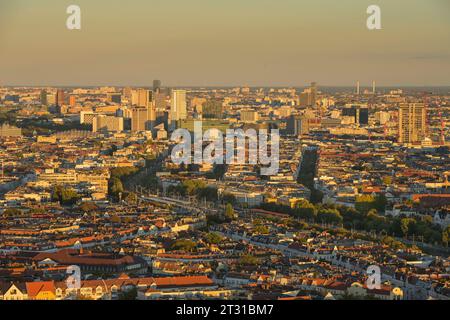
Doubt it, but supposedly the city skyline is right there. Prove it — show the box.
[0,0,449,305]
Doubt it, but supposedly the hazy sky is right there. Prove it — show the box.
[0,0,449,87]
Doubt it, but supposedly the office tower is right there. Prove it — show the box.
[342,106,369,126]
[286,115,309,136]
[398,103,426,144]
[170,90,187,123]
[47,94,56,106]
[56,89,65,107]
[131,107,150,132]
[131,89,152,107]
[130,89,156,130]
[153,80,162,93]
[357,108,369,125]
[69,95,76,107]
[154,92,166,111]
[298,83,317,107]
[40,90,47,105]
[92,115,124,133]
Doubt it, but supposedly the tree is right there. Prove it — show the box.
[381,236,406,250]
[382,176,393,185]
[110,167,139,179]
[239,254,259,266]
[197,187,218,201]
[373,194,387,213]
[224,203,236,220]
[442,226,450,247]
[118,287,137,300]
[52,185,80,205]
[255,225,270,235]
[355,195,376,214]
[400,218,415,238]
[170,239,197,252]
[80,202,98,213]
[317,208,343,225]
[212,164,227,180]
[109,177,124,200]
[3,208,22,217]
[294,199,317,221]
[111,215,121,224]
[183,180,206,196]
[222,193,236,205]
[123,192,138,204]
[205,232,223,245]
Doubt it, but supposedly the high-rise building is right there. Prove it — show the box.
[153,80,162,93]
[56,89,65,107]
[298,82,317,107]
[131,89,152,108]
[154,92,166,112]
[170,90,187,123]
[130,89,155,130]
[358,108,369,125]
[131,107,151,132]
[342,106,369,126]
[92,115,124,133]
[47,94,56,106]
[69,95,76,107]
[398,103,426,144]
[286,115,309,136]
[40,90,48,106]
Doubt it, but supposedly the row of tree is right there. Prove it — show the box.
[260,200,449,246]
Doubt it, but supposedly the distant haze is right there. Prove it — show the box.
[0,0,449,87]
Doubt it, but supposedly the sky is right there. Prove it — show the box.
[0,0,449,87]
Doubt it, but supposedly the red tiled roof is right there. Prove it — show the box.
[26,281,56,297]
